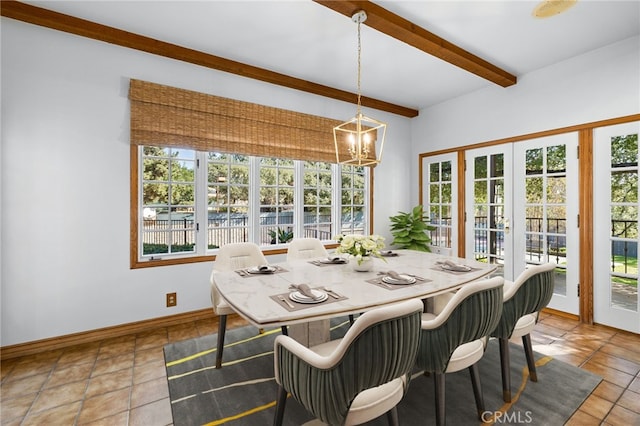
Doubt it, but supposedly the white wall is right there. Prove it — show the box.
[0,19,412,346]
[409,36,640,204]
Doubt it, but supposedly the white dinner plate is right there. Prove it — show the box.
[318,258,347,264]
[247,265,277,274]
[382,275,416,285]
[289,290,328,304]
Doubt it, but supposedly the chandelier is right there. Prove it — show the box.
[333,10,387,167]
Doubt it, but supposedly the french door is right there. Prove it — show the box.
[465,134,579,314]
[513,134,579,314]
[465,145,513,279]
[422,153,458,256]
[594,121,640,333]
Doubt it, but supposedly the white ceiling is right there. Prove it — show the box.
[25,0,640,113]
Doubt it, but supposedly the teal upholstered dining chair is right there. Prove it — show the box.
[286,237,329,261]
[416,277,504,426]
[273,299,424,426]
[210,242,268,369]
[490,262,555,402]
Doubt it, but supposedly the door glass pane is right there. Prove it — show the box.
[426,160,453,248]
[523,144,568,295]
[472,154,505,271]
[608,133,638,311]
[526,148,543,174]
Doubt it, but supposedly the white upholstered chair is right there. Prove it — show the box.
[286,237,329,261]
[490,263,555,402]
[417,277,504,426]
[210,242,268,369]
[273,299,424,426]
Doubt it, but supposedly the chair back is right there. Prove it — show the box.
[274,299,423,425]
[491,263,555,339]
[286,238,328,261]
[416,277,504,373]
[213,242,267,271]
[210,243,267,310]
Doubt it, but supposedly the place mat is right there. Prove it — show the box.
[270,289,347,311]
[308,259,348,267]
[431,265,479,275]
[234,265,288,277]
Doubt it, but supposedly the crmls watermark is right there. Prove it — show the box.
[481,410,534,424]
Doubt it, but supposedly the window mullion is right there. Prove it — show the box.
[294,161,304,239]
[195,152,208,255]
[332,164,342,234]
[249,156,261,243]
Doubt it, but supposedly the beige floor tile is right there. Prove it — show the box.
[565,409,602,426]
[582,360,636,388]
[85,368,133,398]
[1,372,49,399]
[44,363,94,389]
[589,350,640,376]
[134,346,165,366]
[0,394,37,423]
[79,411,129,426]
[133,358,167,384]
[617,389,640,414]
[29,380,87,414]
[604,404,640,425]
[97,339,136,360]
[22,401,81,426]
[57,343,100,367]
[579,393,614,420]
[76,387,130,424]
[130,376,169,408]
[128,397,173,426]
[593,380,626,403]
[91,353,135,377]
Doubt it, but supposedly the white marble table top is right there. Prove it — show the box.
[212,250,497,328]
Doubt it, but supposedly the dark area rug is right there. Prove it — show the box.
[164,319,601,425]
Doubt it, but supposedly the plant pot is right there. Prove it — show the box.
[351,256,373,272]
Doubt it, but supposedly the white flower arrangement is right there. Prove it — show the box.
[334,234,386,264]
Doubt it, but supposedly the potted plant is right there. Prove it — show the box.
[389,205,435,252]
[269,227,294,244]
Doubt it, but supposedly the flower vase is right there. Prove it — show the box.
[351,256,373,272]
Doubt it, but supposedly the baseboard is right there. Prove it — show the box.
[541,307,579,320]
[0,308,217,360]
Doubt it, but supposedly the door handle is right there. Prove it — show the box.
[504,218,510,234]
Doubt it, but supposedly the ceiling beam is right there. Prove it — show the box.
[1,0,419,118]
[314,0,517,88]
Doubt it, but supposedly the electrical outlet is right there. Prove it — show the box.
[166,292,177,307]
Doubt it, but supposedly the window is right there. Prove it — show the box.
[303,161,334,240]
[427,160,453,248]
[340,165,368,235]
[133,147,371,266]
[141,147,197,256]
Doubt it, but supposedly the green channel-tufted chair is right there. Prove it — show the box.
[273,299,424,426]
[210,242,269,369]
[490,262,555,402]
[416,277,504,426]
[286,237,329,261]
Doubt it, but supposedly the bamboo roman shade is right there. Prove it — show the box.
[129,79,355,163]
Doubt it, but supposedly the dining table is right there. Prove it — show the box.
[212,249,497,346]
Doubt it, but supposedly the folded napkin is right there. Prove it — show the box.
[386,270,405,280]
[290,283,320,299]
[381,251,399,257]
[328,256,343,262]
[441,260,471,272]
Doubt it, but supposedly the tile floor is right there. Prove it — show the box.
[1,312,639,425]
